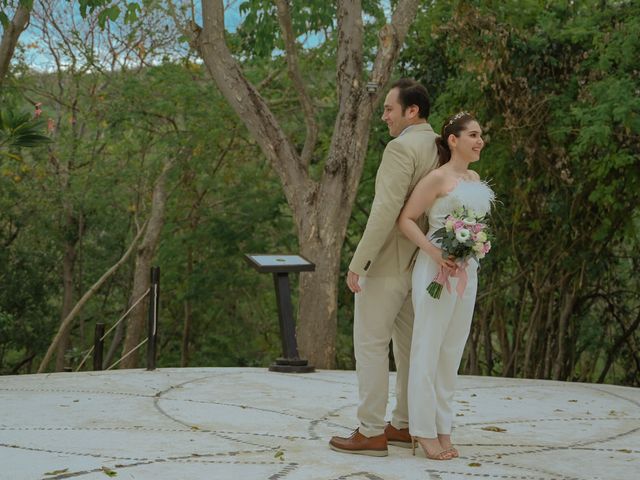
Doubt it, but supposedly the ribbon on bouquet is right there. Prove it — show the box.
[434,260,469,298]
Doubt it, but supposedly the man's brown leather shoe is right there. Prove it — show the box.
[384,423,412,448]
[329,428,388,457]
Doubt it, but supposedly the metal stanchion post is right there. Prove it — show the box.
[93,323,105,371]
[147,266,160,371]
[244,254,315,373]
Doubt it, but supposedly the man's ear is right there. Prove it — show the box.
[408,105,420,119]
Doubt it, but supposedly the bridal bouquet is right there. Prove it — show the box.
[427,206,492,299]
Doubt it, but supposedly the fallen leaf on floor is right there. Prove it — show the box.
[471,394,477,397]
[568,399,578,402]
[468,462,481,467]
[456,413,464,416]
[618,449,632,453]
[502,397,512,400]
[554,409,564,412]
[190,425,200,430]
[101,466,117,477]
[481,426,507,433]
[274,450,285,461]
[44,468,69,476]
[457,400,469,404]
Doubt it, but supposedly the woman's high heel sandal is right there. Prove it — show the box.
[411,436,454,460]
[443,447,459,458]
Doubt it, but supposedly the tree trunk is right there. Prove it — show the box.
[297,236,343,367]
[482,304,494,375]
[523,294,541,377]
[191,0,420,367]
[120,160,173,368]
[552,265,584,380]
[181,246,193,367]
[542,295,555,379]
[0,5,30,84]
[55,213,80,371]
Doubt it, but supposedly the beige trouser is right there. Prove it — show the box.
[354,272,414,438]
[408,251,478,438]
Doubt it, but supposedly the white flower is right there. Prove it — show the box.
[476,231,488,242]
[445,219,454,231]
[455,228,471,242]
[463,217,477,225]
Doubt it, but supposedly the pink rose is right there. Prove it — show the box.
[484,241,492,254]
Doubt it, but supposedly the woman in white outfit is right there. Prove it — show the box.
[397,112,495,460]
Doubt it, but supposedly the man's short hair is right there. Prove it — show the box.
[390,78,430,119]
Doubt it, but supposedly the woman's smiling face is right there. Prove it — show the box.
[450,120,484,162]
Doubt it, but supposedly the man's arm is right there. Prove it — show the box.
[349,140,414,277]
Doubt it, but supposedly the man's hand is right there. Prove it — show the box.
[347,270,362,293]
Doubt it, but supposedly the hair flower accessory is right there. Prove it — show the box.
[447,111,469,126]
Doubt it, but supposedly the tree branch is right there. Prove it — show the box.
[335,0,364,114]
[369,0,421,103]
[597,304,640,383]
[275,0,318,168]
[0,4,31,84]
[324,0,420,184]
[192,0,311,211]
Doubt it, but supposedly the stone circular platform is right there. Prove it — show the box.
[0,368,638,479]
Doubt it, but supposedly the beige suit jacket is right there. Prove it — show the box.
[349,122,439,277]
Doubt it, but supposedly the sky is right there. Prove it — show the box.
[12,0,392,71]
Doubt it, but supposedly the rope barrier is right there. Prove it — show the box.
[106,337,148,371]
[75,288,151,372]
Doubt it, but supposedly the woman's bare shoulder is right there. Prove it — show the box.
[423,167,449,183]
[413,167,450,196]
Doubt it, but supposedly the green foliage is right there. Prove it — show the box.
[2,0,638,386]
[233,0,386,59]
[0,10,9,28]
[398,0,640,385]
[0,108,51,159]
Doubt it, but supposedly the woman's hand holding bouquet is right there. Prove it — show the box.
[426,206,492,299]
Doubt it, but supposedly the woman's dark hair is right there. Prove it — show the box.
[390,78,430,119]
[436,111,477,166]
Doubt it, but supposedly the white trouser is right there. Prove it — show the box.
[354,273,414,437]
[408,251,478,438]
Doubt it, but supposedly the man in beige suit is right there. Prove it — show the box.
[330,79,439,456]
